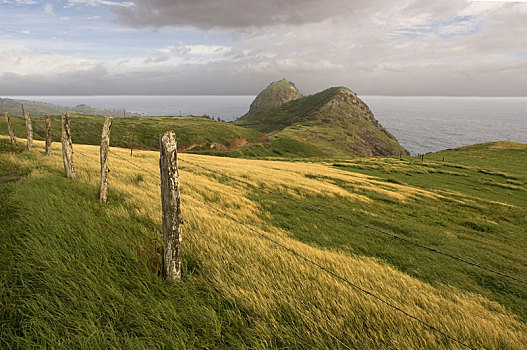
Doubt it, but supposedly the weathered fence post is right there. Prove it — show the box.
[24,112,33,151]
[61,113,75,178]
[159,131,182,282]
[4,112,16,146]
[99,117,113,203]
[45,114,52,156]
[130,133,134,157]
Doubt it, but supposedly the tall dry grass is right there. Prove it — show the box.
[7,137,527,349]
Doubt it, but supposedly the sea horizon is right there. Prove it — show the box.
[2,94,526,155]
[3,94,527,98]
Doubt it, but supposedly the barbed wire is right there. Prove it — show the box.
[182,189,477,349]
[76,148,367,349]
[110,149,160,178]
[75,149,97,163]
[75,148,527,290]
[11,106,523,348]
[179,158,527,286]
[193,226,363,350]
[77,143,478,348]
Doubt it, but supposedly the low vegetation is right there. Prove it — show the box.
[0,114,264,152]
[0,97,140,118]
[1,82,408,159]
[235,87,408,157]
[1,136,526,349]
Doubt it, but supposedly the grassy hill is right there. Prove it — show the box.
[1,88,407,159]
[1,137,526,349]
[234,87,408,157]
[0,97,141,118]
[0,114,265,152]
[236,86,343,132]
[242,79,302,116]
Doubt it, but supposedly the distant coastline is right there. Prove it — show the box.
[2,95,526,155]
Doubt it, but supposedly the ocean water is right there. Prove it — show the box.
[361,96,527,155]
[4,95,527,155]
[4,95,254,121]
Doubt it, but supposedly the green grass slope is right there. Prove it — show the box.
[269,141,527,320]
[2,89,406,159]
[0,146,256,349]
[235,87,408,157]
[236,86,342,132]
[0,114,265,152]
[0,97,140,118]
[1,139,526,349]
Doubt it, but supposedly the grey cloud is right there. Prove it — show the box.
[2,51,526,97]
[112,0,361,29]
[112,0,469,30]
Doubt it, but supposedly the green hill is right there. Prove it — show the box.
[0,97,141,118]
[1,139,526,349]
[0,114,265,152]
[234,86,408,157]
[242,79,301,116]
[2,88,407,159]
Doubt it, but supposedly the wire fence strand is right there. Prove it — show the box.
[78,148,367,349]
[183,189,478,350]
[192,223,365,350]
[179,158,527,286]
[80,144,478,349]
[88,151,527,287]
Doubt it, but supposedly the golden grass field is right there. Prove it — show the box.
[2,136,527,349]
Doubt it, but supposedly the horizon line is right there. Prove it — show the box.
[2,94,527,98]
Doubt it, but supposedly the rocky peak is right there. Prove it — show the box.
[245,79,301,116]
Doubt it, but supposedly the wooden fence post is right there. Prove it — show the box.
[130,133,134,157]
[24,112,33,151]
[45,114,52,156]
[159,131,182,282]
[61,113,75,178]
[4,112,17,146]
[99,117,113,203]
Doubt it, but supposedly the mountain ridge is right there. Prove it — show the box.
[236,84,409,157]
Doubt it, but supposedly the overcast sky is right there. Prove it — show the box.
[1,0,526,96]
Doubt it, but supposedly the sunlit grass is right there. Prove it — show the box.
[1,136,526,349]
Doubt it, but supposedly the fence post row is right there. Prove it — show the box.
[4,112,16,146]
[24,112,33,151]
[159,131,182,282]
[45,114,52,156]
[61,113,75,179]
[99,117,113,203]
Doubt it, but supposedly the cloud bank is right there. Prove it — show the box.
[0,0,526,95]
[112,0,356,29]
